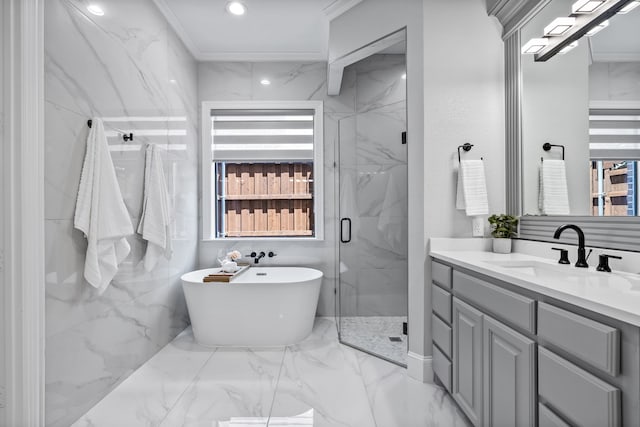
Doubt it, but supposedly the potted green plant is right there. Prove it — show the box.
[488,214,518,254]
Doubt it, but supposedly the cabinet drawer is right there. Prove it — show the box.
[539,403,571,427]
[538,302,619,376]
[432,285,452,323]
[453,270,536,333]
[432,314,452,358]
[538,347,620,427]
[433,344,452,392]
[432,261,452,289]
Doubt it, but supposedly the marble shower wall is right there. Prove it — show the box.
[590,62,640,101]
[339,54,408,317]
[44,0,198,425]
[197,61,358,316]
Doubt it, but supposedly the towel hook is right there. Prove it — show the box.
[457,143,473,162]
[87,119,134,142]
[542,142,565,161]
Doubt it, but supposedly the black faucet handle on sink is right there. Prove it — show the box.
[596,254,622,273]
[552,247,570,264]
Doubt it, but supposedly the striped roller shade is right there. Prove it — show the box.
[590,108,640,160]
[210,109,315,161]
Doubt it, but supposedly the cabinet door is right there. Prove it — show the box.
[453,297,483,427]
[483,315,536,427]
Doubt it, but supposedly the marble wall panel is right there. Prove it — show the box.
[44,0,198,425]
[197,61,354,317]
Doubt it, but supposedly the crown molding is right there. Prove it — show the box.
[591,52,640,62]
[322,0,363,21]
[197,51,327,62]
[152,0,202,59]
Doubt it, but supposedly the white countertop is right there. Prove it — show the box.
[430,240,640,327]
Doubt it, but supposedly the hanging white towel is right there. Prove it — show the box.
[74,118,133,294]
[378,171,405,253]
[137,144,173,271]
[456,160,489,216]
[539,159,570,215]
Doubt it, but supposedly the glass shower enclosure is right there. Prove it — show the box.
[335,30,408,366]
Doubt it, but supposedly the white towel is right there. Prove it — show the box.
[456,160,489,216]
[74,118,133,294]
[539,159,570,215]
[137,144,173,271]
[378,171,405,253]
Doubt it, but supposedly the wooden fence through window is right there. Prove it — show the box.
[216,162,314,237]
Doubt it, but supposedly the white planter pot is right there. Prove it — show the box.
[492,238,512,254]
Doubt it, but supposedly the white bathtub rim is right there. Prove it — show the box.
[181,266,323,285]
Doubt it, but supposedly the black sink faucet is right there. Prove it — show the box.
[254,251,266,264]
[553,224,588,268]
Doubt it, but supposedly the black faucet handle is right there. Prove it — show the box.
[596,254,622,273]
[268,251,277,257]
[552,247,570,264]
[248,252,257,258]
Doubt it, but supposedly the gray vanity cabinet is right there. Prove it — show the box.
[483,315,535,427]
[452,297,484,426]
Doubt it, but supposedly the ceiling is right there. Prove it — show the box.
[152,0,363,62]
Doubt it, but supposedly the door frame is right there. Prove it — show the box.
[2,0,46,425]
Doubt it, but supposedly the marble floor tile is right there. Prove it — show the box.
[159,346,285,427]
[74,318,471,427]
[72,329,213,427]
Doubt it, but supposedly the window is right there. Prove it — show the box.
[201,101,323,240]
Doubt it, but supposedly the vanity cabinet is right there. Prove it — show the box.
[431,259,640,427]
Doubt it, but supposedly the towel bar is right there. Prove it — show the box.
[87,119,134,142]
[541,142,565,161]
[457,142,483,162]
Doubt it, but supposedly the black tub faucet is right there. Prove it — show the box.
[254,251,266,264]
[553,224,588,268]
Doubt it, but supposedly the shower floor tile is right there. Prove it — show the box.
[73,318,469,427]
[339,316,408,365]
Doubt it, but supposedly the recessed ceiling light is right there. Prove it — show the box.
[586,19,609,36]
[572,0,605,14]
[521,38,549,54]
[226,1,247,16]
[260,79,271,86]
[559,41,579,54]
[618,1,640,14]
[87,4,104,16]
[401,73,407,80]
[544,17,576,36]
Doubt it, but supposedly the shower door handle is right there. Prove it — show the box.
[340,218,352,243]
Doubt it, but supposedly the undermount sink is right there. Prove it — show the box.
[484,260,591,279]
[484,259,640,290]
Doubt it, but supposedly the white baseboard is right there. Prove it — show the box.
[407,352,433,383]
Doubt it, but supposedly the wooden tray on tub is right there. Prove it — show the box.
[203,264,250,283]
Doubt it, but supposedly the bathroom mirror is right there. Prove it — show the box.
[521,0,640,218]
[509,0,640,251]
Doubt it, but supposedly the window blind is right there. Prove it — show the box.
[589,108,640,160]
[211,109,315,161]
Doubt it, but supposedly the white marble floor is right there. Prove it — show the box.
[339,316,408,365]
[73,318,470,427]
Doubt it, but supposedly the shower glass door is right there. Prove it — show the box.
[336,37,408,366]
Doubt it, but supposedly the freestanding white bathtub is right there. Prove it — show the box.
[181,267,323,347]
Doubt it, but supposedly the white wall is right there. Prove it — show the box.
[0,0,6,416]
[590,62,640,102]
[43,0,198,425]
[422,0,505,375]
[521,0,590,215]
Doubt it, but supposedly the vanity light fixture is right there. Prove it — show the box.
[572,0,606,13]
[559,41,579,54]
[544,17,576,36]
[522,38,549,54]
[618,0,640,13]
[226,1,247,16]
[586,19,609,35]
[86,4,105,16]
[260,79,271,86]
